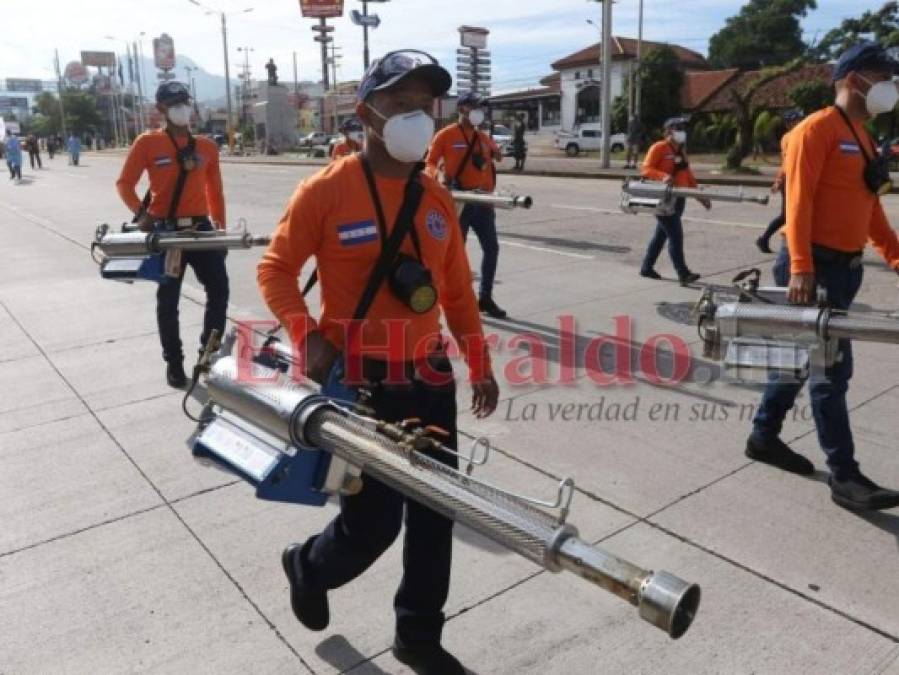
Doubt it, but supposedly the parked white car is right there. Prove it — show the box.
[555,128,627,157]
[491,124,514,154]
[301,131,331,148]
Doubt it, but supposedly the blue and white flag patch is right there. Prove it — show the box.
[337,220,378,246]
[839,141,861,154]
[452,143,469,150]
[154,155,173,166]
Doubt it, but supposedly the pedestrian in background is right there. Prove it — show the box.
[625,115,643,169]
[47,136,56,160]
[5,131,23,182]
[512,114,527,171]
[67,133,81,166]
[25,134,42,170]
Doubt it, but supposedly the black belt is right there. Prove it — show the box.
[812,244,863,269]
[359,353,452,385]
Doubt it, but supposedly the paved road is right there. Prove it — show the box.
[3,153,899,674]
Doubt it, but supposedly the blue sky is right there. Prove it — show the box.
[0,0,874,92]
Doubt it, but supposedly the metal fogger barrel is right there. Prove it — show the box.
[696,284,899,378]
[192,334,700,639]
[621,178,769,216]
[452,190,533,210]
[92,224,272,283]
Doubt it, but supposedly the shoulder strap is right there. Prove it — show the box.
[352,165,426,323]
[165,130,196,221]
[451,124,480,188]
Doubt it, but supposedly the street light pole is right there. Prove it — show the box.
[635,0,644,121]
[220,12,234,143]
[362,0,370,70]
[600,0,613,168]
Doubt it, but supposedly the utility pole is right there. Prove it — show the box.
[599,0,613,168]
[329,44,342,132]
[137,35,149,129]
[293,51,299,98]
[311,18,333,133]
[53,49,68,142]
[635,0,644,121]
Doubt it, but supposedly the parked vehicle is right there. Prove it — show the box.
[301,131,330,147]
[555,127,626,157]
[491,124,513,154]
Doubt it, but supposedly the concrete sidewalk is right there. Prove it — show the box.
[3,160,899,674]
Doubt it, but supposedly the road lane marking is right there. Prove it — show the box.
[497,238,594,260]
[550,203,766,230]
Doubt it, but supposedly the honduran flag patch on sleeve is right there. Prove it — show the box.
[337,220,379,246]
[839,141,861,154]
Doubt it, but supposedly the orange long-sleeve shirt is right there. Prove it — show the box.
[257,154,491,380]
[116,129,226,226]
[426,123,499,191]
[784,106,899,275]
[641,139,698,188]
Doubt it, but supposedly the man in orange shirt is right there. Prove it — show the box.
[329,117,363,161]
[639,116,710,285]
[116,81,229,388]
[748,42,899,511]
[756,109,803,254]
[258,50,498,675]
[426,93,507,318]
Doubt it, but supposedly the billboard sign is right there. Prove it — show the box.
[153,34,176,70]
[5,78,43,93]
[299,0,344,18]
[81,51,116,68]
[64,61,89,84]
[459,26,489,50]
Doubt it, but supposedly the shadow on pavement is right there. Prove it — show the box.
[315,635,390,674]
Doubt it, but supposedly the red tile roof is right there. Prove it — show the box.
[551,36,707,71]
[698,63,834,112]
[681,68,740,110]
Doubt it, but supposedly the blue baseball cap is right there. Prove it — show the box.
[357,49,452,102]
[457,92,484,108]
[832,42,899,81]
[783,108,804,122]
[663,116,689,130]
[156,81,191,105]
[339,117,363,133]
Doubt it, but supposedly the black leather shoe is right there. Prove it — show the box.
[745,434,814,475]
[640,268,662,280]
[166,361,187,389]
[755,237,772,254]
[478,296,507,319]
[679,271,701,286]
[830,472,899,511]
[281,544,329,631]
[392,642,466,675]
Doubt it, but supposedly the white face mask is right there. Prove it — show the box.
[856,74,899,115]
[367,105,435,163]
[671,130,687,145]
[167,104,192,127]
[468,109,486,127]
[348,131,364,145]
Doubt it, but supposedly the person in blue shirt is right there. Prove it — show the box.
[5,132,22,181]
[67,133,81,166]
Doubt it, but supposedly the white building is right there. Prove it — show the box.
[490,37,707,134]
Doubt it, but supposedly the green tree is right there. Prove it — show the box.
[637,47,684,136]
[61,90,103,135]
[725,58,806,169]
[814,2,899,59]
[789,80,834,113]
[709,0,817,69]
